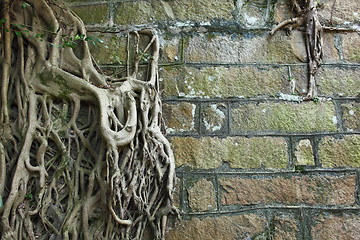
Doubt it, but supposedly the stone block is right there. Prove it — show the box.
[165,214,267,240]
[200,103,227,134]
[115,0,234,26]
[185,32,305,63]
[231,101,338,133]
[71,4,108,25]
[312,213,360,240]
[159,36,181,63]
[187,178,215,212]
[170,136,288,169]
[272,214,299,240]
[317,66,360,97]
[343,32,360,63]
[159,66,290,99]
[294,139,314,165]
[184,34,241,63]
[318,135,360,168]
[274,0,296,24]
[235,0,271,27]
[342,102,360,131]
[220,174,356,206]
[163,102,196,134]
[318,0,360,26]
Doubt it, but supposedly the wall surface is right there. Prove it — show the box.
[63,0,360,239]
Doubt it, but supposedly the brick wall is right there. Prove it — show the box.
[64,0,360,239]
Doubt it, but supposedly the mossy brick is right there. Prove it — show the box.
[170,136,288,169]
[342,102,360,131]
[168,0,234,21]
[235,0,270,27]
[89,32,153,66]
[220,174,356,206]
[159,66,290,99]
[165,214,267,240]
[115,0,234,26]
[71,5,108,25]
[185,32,304,63]
[318,135,360,168]
[318,0,360,25]
[231,101,338,133]
[162,102,196,134]
[200,103,227,133]
[343,32,360,63]
[89,33,127,65]
[316,66,360,97]
[187,178,215,212]
[295,139,314,166]
[312,213,360,240]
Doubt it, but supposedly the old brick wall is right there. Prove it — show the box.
[64,0,360,239]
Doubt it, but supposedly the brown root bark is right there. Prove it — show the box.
[270,0,323,100]
[0,0,176,239]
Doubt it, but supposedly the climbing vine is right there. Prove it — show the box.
[0,0,176,239]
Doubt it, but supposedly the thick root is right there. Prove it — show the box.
[0,0,176,239]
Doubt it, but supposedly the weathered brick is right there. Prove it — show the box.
[165,214,267,240]
[295,139,314,165]
[170,136,288,169]
[317,66,360,97]
[272,214,299,240]
[234,0,270,27]
[185,32,305,63]
[274,0,296,24]
[342,103,360,131]
[188,178,215,212]
[220,174,356,206]
[231,101,338,133]
[72,4,108,25]
[115,0,234,26]
[159,66,290,98]
[318,0,360,25]
[159,37,181,63]
[318,135,360,168]
[343,32,360,63]
[163,102,196,134]
[312,213,360,240]
[184,34,240,63]
[200,103,227,133]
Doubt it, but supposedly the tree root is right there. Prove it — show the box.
[0,0,176,239]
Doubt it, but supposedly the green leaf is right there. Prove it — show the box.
[14,31,22,36]
[0,19,6,25]
[114,55,122,65]
[22,3,31,9]
[50,43,59,48]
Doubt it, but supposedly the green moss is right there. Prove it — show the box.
[319,135,360,168]
[317,67,360,97]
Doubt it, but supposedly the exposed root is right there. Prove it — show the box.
[0,0,176,239]
[271,0,323,100]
